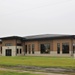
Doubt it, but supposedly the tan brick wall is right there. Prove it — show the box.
[16,39,22,43]
[25,41,39,51]
[25,39,73,52]
[1,38,74,56]
[73,39,75,44]
[2,39,16,46]
[2,39,23,46]
[2,39,24,56]
[53,39,72,51]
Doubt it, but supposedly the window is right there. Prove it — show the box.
[6,49,12,56]
[28,44,31,54]
[32,44,35,54]
[40,43,50,54]
[73,44,75,53]
[1,47,2,54]
[62,43,69,54]
[5,43,12,46]
[17,49,19,54]
[20,49,22,54]
[25,45,27,54]
[17,43,22,46]
[57,43,60,54]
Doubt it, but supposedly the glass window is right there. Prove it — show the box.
[32,44,35,54]
[57,43,60,54]
[62,43,69,54]
[28,44,31,54]
[0,46,2,54]
[20,49,22,54]
[73,44,75,53]
[1,47,2,54]
[17,49,19,54]
[17,43,22,46]
[40,43,50,54]
[5,43,12,46]
[25,45,27,54]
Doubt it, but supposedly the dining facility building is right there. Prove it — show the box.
[0,34,75,57]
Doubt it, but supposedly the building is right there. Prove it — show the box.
[0,34,75,57]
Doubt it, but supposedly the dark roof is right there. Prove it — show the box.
[0,34,75,41]
[0,36,25,40]
[24,34,74,41]
[25,34,64,39]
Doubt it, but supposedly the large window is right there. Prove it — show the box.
[57,43,60,54]
[32,44,35,54]
[62,43,69,54]
[40,43,50,54]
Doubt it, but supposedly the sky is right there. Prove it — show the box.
[0,0,75,37]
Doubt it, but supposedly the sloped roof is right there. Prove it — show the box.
[0,36,24,40]
[0,34,74,41]
[24,34,73,40]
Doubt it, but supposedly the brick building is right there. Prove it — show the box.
[0,34,75,57]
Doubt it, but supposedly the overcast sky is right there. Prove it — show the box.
[0,0,75,37]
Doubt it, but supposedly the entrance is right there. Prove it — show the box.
[6,49,12,56]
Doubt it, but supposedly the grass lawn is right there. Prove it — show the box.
[0,70,41,75]
[0,56,75,69]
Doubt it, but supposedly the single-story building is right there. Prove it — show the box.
[0,34,75,57]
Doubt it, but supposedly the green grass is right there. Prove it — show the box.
[0,56,75,69]
[0,70,41,75]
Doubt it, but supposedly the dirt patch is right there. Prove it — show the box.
[8,65,75,73]
[0,65,75,73]
[0,68,67,75]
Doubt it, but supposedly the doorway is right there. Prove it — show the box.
[6,49,12,56]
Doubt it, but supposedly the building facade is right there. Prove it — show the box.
[0,34,75,57]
